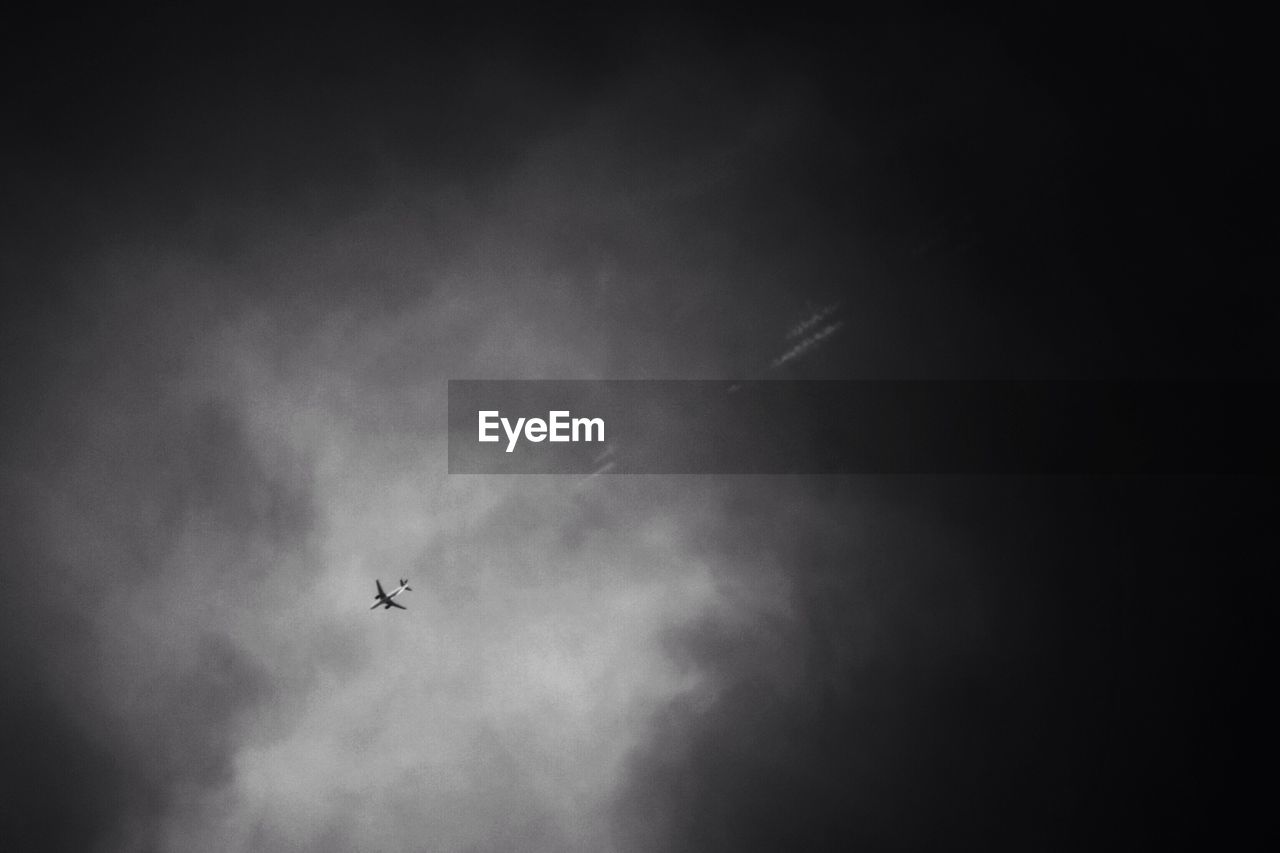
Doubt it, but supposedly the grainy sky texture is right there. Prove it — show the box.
[1,7,1271,852]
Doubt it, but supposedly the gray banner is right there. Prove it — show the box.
[448,380,1277,474]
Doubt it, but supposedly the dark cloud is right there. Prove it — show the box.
[0,286,318,850]
[612,477,1270,850]
[0,673,153,850]
[0,6,1269,852]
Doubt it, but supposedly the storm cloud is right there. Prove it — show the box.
[1,7,1270,852]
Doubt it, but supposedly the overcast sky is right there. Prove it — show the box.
[1,7,1271,852]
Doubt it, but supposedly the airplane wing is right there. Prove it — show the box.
[375,579,386,597]
[386,599,406,610]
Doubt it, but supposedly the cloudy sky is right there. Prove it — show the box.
[1,7,1270,852]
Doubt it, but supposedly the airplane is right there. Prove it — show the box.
[370,578,412,610]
